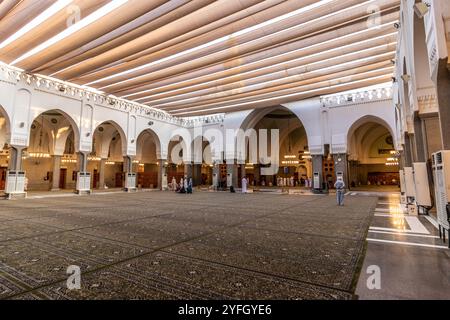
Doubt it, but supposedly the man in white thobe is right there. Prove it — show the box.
[241,177,248,193]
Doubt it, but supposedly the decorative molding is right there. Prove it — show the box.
[0,62,225,128]
[320,87,392,108]
[417,93,438,115]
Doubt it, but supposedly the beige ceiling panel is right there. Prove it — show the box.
[159,63,394,110]
[57,0,287,80]
[118,12,398,99]
[96,0,399,92]
[54,0,266,81]
[171,74,393,116]
[138,36,397,104]
[83,0,366,88]
[172,75,393,116]
[14,0,168,70]
[0,0,54,43]
[37,0,209,75]
[165,67,394,112]
[0,0,21,20]
[0,0,111,63]
[68,0,314,83]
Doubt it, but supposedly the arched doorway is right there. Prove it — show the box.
[347,117,399,189]
[167,135,187,185]
[24,110,79,191]
[240,106,310,188]
[135,129,161,189]
[92,121,126,189]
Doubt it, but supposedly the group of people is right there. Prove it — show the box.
[169,176,193,194]
[276,176,314,187]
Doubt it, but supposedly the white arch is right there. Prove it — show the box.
[347,115,395,162]
[0,104,11,147]
[93,120,127,158]
[29,109,80,153]
[136,128,162,161]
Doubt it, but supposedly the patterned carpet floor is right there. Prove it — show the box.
[0,191,377,300]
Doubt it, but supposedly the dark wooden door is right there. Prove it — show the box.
[0,168,6,190]
[59,168,67,189]
[115,172,124,188]
[92,169,99,189]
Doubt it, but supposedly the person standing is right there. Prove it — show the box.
[334,177,346,206]
[171,176,177,191]
[183,175,188,194]
[178,177,184,193]
[187,178,193,194]
[241,176,248,193]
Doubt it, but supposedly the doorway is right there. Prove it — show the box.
[0,167,6,190]
[59,168,67,189]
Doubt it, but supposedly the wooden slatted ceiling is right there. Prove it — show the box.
[0,0,400,116]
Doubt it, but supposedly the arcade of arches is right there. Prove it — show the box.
[0,108,401,193]
[1,0,450,301]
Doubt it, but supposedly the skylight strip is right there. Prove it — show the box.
[168,72,394,114]
[150,53,396,108]
[174,76,392,116]
[48,0,188,78]
[110,0,396,92]
[123,26,397,100]
[0,0,73,49]
[86,0,338,86]
[11,0,129,66]
[156,64,395,110]
[141,43,397,106]
[172,79,393,115]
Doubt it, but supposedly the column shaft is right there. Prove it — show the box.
[413,115,426,162]
[333,153,348,188]
[8,146,24,171]
[311,155,324,191]
[253,164,260,186]
[77,152,88,172]
[184,162,193,178]
[51,155,61,191]
[99,159,106,189]
[158,159,167,190]
[213,162,220,188]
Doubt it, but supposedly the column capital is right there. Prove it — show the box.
[9,145,26,151]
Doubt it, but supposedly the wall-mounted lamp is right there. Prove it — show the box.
[414,2,430,19]
[401,74,411,82]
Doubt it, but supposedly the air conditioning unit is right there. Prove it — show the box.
[399,169,406,204]
[76,172,91,195]
[413,162,432,212]
[313,172,321,189]
[431,151,450,236]
[404,167,416,204]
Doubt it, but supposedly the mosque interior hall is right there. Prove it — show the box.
[0,0,449,301]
